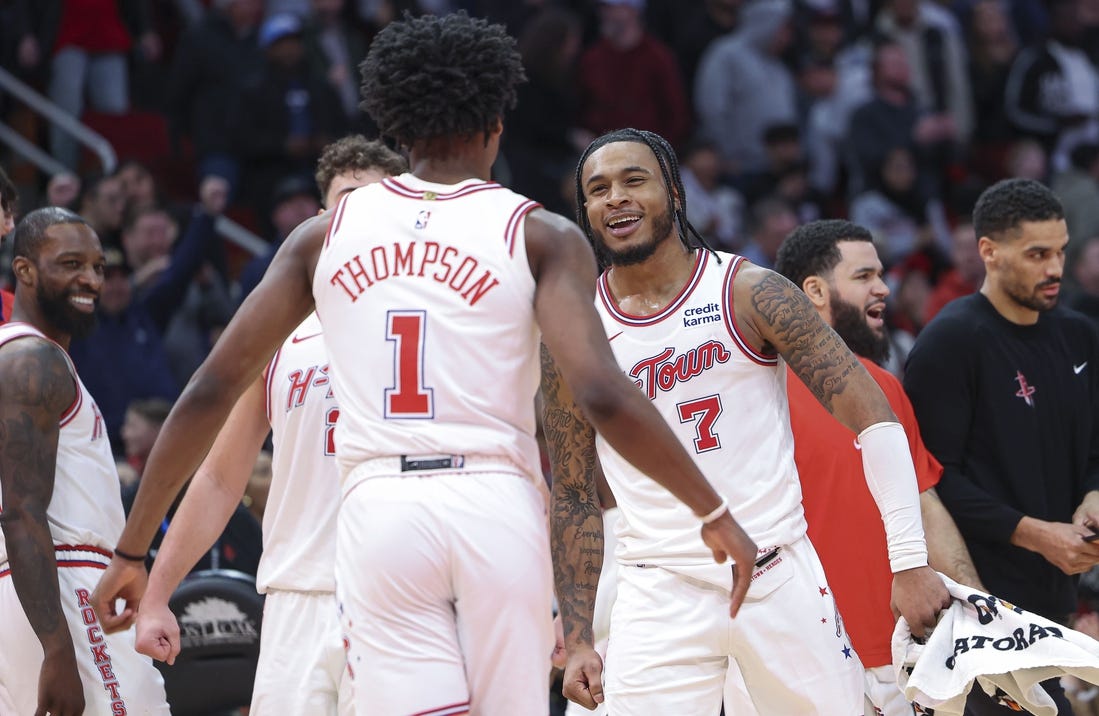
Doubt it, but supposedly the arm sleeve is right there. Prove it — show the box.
[903,318,1025,543]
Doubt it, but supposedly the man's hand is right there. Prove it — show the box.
[891,566,951,639]
[700,511,758,617]
[1073,491,1099,532]
[135,600,182,665]
[91,557,148,633]
[551,614,567,671]
[1014,516,1099,575]
[36,649,84,716]
[561,643,605,710]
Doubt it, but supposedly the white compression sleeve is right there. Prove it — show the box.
[858,421,929,573]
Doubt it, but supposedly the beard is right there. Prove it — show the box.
[592,206,676,268]
[830,294,890,365]
[1005,277,1060,313]
[37,285,97,340]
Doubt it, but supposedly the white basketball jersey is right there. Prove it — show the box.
[313,174,543,491]
[594,251,807,570]
[0,323,124,566]
[258,312,337,593]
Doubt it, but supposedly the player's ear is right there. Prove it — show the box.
[977,236,996,264]
[12,255,34,287]
[801,275,828,308]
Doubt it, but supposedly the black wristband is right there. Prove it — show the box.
[113,547,147,562]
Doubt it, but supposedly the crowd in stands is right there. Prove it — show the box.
[2,1,1099,713]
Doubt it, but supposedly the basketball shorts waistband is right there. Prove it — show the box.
[0,543,113,578]
[346,454,530,481]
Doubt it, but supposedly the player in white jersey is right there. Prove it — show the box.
[92,14,759,716]
[0,207,169,716]
[124,136,406,716]
[541,129,952,714]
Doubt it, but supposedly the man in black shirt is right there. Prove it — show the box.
[905,178,1099,715]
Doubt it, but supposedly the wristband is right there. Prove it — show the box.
[113,547,147,562]
[700,496,729,525]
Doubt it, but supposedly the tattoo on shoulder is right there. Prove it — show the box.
[2,340,74,413]
[749,272,859,412]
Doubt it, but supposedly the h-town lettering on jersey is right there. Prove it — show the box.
[328,240,500,306]
[285,363,334,411]
[629,340,731,399]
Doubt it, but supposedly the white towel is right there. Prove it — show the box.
[892,574,1099,715]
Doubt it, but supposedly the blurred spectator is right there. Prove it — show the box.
[120,397,172,481]
[740,122,804,202]
[1066,234,1099,323]
[1053,143,1099,273]
[695,0,797,174]
[680,139,746,251]
[1004,136,1050,182]
[925,222,984,321]
[875,0,974,144]
[845,38,955,198]
[115,158,160,215]
[76,171,126,248]
[69,246,178,453]
[966,0,1020,180]
[236,174,322,303]
[45,171,82,209]
[304,0,370,123]
[577,0,692,150]
[739,195,799,268]
[0,165,16,320]
[1004,0,1099,173]
[231,12,348,213]
[22,1,161,168]
[70,177,231,446]
[850,146,951,265]
[646,0,742,105]
[504,6,588,216]
[167,0,265,189]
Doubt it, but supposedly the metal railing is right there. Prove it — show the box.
[0,66,266,257]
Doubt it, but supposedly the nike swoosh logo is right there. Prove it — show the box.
[1075,362,1088,374]
[608,331,624,342]
[291,332,323,344]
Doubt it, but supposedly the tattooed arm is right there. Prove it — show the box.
[540,344,606,709]
[735,265,895,431]
[0,338,85,716]
[735,266,950,635]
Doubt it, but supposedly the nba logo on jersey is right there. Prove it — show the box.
[415,210,431,229]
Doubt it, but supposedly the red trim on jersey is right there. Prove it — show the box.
[721,255,778,366]
[264,344,284,424]
[598,250,708,327]
[322,192,351,249]
[54,544,113,558]
[0,561,107,579]
[382,177,502,201]
[58,384,83,427]
[409,701,470,716]
[504,200,541,257]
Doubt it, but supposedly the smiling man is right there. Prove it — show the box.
[545,129,949,715]
[0,208,169,716]
[776,219,980,715]
[905,178,1099,715]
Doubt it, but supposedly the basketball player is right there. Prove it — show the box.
[1,165,18,320]
[543,129,950,714]
[776,219,982,715]
[0,207,169,716]
[130,136,406,716]
[91,13,758,716]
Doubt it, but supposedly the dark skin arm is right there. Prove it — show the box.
[540,343,606,708]
[736,265,950,635]
[529,213,757,708]
[91,213,326,632]
[0,338,84,716]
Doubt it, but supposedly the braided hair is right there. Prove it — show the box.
[573,128,720,268]
[359,12,526,148]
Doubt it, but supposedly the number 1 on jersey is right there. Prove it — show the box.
[385,310,434,418]
[677,394,723,453]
